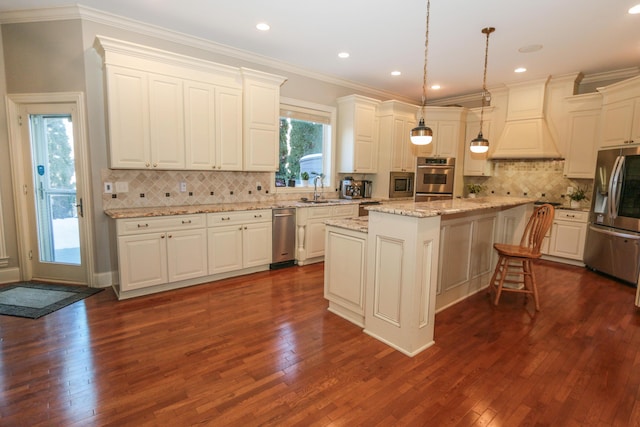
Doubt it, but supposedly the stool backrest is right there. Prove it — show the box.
[520,204,555,254]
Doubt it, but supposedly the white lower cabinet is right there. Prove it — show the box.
[296,204,359,266]
[324,226,368,327]
[543,209,588,263]
[207,209,272,274]
[116,214,207,292]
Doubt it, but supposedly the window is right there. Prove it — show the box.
[276,98,334,189]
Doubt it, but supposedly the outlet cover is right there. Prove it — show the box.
[104,182,113,194]
[115,181,129,193]
[179,182,187,192]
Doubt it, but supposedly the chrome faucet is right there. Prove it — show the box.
[313,176,322,201]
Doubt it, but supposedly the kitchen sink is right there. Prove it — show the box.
[300,198,329,204]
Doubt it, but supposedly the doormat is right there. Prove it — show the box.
[0,282,102,319]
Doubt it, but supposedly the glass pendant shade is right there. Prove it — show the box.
[410,118,433,145]
[469,132,489,153]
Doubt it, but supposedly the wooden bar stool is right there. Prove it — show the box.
[488,204,555,310]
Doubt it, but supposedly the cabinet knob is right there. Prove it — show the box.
[244,226,247,230]
[145,162,150,167]
[153,163,158,167]
[239,227,242,230]
[161,234,165,239]
[168,234,172,238]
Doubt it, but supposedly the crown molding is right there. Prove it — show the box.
[581,67,640,84]
[0,4,414,104]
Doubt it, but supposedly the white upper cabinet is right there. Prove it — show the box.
[337,95,380,173]
[94,36,286,172]
[377,100,418,173]
[598,75,640,148]
[414,107,466,159]
[463,107,493,176]
[241,68,287,172]
[563,93,602,178]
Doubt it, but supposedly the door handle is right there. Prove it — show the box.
[76,197,84,218]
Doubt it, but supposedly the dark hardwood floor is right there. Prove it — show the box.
[1,260,640,426]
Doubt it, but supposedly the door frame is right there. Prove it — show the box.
[5,92,96,285]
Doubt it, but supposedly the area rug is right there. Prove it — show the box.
[0,282,102,319]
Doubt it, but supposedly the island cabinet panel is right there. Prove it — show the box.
[364,211,440,357]
[324,227,368,327]
[436,212,497,312]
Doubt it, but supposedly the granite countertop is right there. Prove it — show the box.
[105,198,367,219]
[366,196,534,218]
[325,217,369,233]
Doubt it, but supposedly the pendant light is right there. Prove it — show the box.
[410,0,433,145]
[469,27,495,154]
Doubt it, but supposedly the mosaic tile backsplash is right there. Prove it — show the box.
[464,160,594,204]
[101,169,311,210]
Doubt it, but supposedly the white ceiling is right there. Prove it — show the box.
[1,0,640,102]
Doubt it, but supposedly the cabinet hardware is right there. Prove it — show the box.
[221,217,231,221]
[182,219,192,224]
[145,162,150,167]
[137,223,149,228]
[161,234,165,238]
[168,234,172,238]
[254,214,262,218]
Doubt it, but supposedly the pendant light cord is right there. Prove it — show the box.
[479,27,493,132]
[420,0,431,116]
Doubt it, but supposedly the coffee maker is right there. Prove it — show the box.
[340,178,372,199]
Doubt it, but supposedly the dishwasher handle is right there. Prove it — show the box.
[273,212,295,217]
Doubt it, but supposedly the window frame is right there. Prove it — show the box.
[274,97,336,194]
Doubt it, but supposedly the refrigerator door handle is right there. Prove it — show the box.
[608,155,624,219]
[588,224,640,241]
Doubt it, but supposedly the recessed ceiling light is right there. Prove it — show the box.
[518,44,543,53]
[256,22,270,31]
[391,71,401,76]
[431,84,441,90]
[629,4,640,14]
[514,67,527,73]
[338,52,350,59]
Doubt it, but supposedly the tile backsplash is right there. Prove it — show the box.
[101,169,281,210]
[464,160,593,203]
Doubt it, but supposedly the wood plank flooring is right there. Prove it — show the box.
[2,260,640,426]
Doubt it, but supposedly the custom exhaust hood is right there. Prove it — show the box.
[489,78,563,159]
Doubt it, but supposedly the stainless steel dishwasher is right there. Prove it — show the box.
[270,208,296,269]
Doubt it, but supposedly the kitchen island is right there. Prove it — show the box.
[324,197,533,357]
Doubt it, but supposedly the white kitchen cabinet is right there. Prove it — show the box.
[324,225,368,327]
[600,98,640,148]
[377,100,419,172]
[337,95,381,173]
[545,209,588,263]
[598,75,640,148]
[296,204,359,265]
[116,214,207,292]
[207,209,272,274]
[414,107,466,159]
[105,67,186,169]
[463,107,493,176]
[241,68,287,171]
[563,93,602,178]
[184,81,243,170]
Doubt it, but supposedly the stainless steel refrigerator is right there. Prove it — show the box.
[584,146,640,285]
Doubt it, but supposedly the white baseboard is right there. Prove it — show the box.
[93,270,116,288]
[0,267,21,284]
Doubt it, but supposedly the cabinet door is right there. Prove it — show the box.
[184,81,216,170]
[167,229,207,282]
[549,221,586,260]
[208,225,243,274]
[118,233,167,291]
[435,121,459,158]
[601,100,634,147]
[324,229,367,316]
[217,87,243,171]
[352,103,378,173]
[306,220,327,259]
[390,117,416,172]
[243,81,279,171]
[106,66,150,169]
[463,120,492,176]
[563,110,599,178]
[243,222,272,267]
[632,98,640,144]
[149,74,185,169]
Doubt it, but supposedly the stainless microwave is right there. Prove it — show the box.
[389,172,414,198]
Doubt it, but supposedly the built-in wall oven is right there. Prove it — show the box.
[415,157,455,202]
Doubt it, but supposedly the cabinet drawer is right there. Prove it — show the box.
[332,205,358,218]
[555,210,588,222]
[306,206,333,219]
[117,214,205,236]
[207,209,271,226]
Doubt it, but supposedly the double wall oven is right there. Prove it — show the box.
[415,157,455,202]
